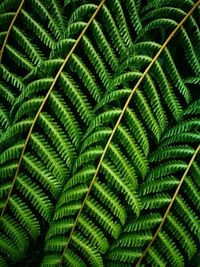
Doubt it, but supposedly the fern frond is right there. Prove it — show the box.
[9,195,40,239]
[1,0,200,266]
[12,25,44,64]
[20,9,55,48]
[1,214,28,254]
[157,231,184,267]
[166,213,197,259]
[41,3,200,266]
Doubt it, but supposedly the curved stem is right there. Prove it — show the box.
[58,0,200,265]
[135,144,200,266]
[0,0,25,63]
[0,0,106,220]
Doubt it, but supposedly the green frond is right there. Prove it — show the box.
[78,214,109,254]
[1,0,200,266]
[38,112,77,168]
[0,104,10,133]
[67,4,97,25]
[93,181,127,225]
[0,83,15,105]
[69,53,103,101]
[149,145,195,162]
[184,176,200,209]
[146,160,187,180]
[85,109,122,136]
[147,247,167,267]
[107,247,141,263]
[157,231,184,267]
[23,153,61,197]
[133,90,161,141]
[142,193,171,209]
[184,99,200,115]
[116,125,148,178]
[1,65,24,91]
[0,234,23,262]
[81,35,112,90]
[190,161,200,188]
[123,0,143,35]
[161,132,200,146]
[105,262,131,267]
[72,232,103,267]
[0,183,11,197]
[5,44,34,71]
[9,195,40,239]
[0,257,8,267]
[20,9,55,48]
[101,5,126,54]
[95,89,132,111]
[91,20,119,71]
[0,142,24,164]
[45,219,74,240]
[73,147,103,172]
[0,119,33,148]
[60,72,94,124]
[162,48,191,104]
[86,198,122,239]
[80,128,112,153]
[0,0,22,12]
[65,21,86,39]
[166,213,197,259]
[101,161,141,216]
[14,98,43,122]
[0,12,15,28]
[143,74,168,131]
[66,168,96,188]
[184,76,200,84]
[43,251,86,267]
[0,163,17,178]
[161,118,200,144]
[110,232,152,249]
[179,27,200,75]
[12,26,44,64]
[16,175,53,221]
[125,213,162,232]
[125,108,149,156]
[50,37,75,59]
[42,0,65,38]
[112,72,141,87]
[106,0,132,46]
[1,214,28,254]
[140,176,179,194]
[57,185,88,207]
[54,202,81,220]
[108,143,138,189]
[15,78,53,106]
[30,133,68,184]
[175,196,200,238]
[152,61,183,120]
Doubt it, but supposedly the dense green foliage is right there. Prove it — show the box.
[0,0,200,266]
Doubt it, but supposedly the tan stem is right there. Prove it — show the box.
[0,0,25,63]
[58,0,200,265]
[0,0,106,220]
[135,144,200,266]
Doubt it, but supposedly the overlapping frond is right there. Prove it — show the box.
[106,103,200,266]
[0,0,199,266]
